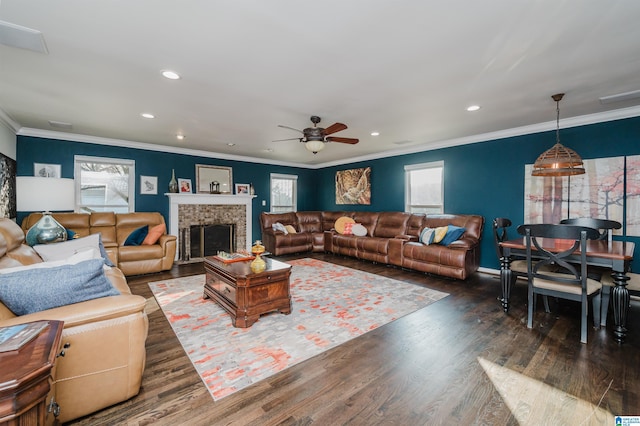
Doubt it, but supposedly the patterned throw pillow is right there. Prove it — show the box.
[420,227,436,245]
[334,216,356,234]
[343,222,354,235]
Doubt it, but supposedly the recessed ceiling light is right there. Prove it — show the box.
[176,134,185,140]
[263,148,274,153]
[141,113,155,119]
[161,70,180,80]
[466,105,481,112]
[227,143,236,146]
[371,131,380,136]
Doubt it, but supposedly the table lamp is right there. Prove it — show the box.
[16,177,76,246]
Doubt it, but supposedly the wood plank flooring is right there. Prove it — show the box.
[68,253,640,425]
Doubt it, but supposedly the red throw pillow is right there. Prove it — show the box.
[143,224,166,245]
[343,222,354,235]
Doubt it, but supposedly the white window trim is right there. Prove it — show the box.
[404,160,444,213]
[270,173,298,213]
[74,155,136,212]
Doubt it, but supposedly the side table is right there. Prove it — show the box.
[0,320,64,426]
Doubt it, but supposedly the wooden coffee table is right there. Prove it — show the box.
[203,256,292,327]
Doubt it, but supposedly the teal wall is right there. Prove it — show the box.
[16,137,318,241]
[317,116,640,272]
[16,115,640,272]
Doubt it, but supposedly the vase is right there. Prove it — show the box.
[250,240,266,273]
[250,253,266,273]
[168,169,178,193]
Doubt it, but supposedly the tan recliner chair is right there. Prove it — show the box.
[0,218,148,423]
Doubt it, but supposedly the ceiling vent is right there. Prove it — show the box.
[0,20,48,54]
[599,89,640,105]
[48,120,73,130]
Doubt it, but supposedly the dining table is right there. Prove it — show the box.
[499,237,635,343]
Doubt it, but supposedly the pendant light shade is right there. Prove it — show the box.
[532,94,585,176]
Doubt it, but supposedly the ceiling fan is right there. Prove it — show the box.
[273,115,359,154]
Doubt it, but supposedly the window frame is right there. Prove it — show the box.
[404,160,444,214]
[270,173,298,213]
[74,155,136,213]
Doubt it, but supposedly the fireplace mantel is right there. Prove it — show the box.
[166,193,255,259]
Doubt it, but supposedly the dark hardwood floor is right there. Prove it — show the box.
[68,253,640,425]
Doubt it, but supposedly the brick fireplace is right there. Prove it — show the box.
[166,193,254,262]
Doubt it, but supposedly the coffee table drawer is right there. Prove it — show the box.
[207,276,237,304]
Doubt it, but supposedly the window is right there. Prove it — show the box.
[74,155,135,213]
[405,161,444,214]
[270,173,297,212]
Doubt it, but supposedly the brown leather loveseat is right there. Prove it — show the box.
[260,211,484,280]
[0,218,148,424]
[22,211,176,276]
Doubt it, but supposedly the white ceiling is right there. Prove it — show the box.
[1,1,640,167]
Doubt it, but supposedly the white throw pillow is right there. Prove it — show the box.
[352,223,367,236]
[0,248,100,274]
[34,234,103,262]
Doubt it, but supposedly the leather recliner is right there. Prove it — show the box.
[0,218,148,424]
[21,211,176,276]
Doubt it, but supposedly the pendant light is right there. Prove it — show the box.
[532,93,585,176]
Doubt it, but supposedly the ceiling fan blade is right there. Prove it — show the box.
[272,137,302,142]
[277,124,303,134]
[326,136,359,144]
[323,122,347,136]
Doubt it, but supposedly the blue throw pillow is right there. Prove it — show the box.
[124,225,149,246]
[66,229,76,239]
[439,225,466,246]
[0,258,120,315]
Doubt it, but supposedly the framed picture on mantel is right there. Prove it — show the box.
[196,164,232,194]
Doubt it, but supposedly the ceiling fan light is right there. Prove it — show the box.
[305,140,325,154]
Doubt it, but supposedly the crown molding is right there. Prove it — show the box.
[16,105,640,170]
[317,104,640,168]
[16,128,312,169]
[0,107,20,133]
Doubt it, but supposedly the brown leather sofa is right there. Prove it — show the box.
[0,218,148,424]
[22,211,176,276]
[260,211,484,280]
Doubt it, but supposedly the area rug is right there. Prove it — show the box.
[148,258,448,400]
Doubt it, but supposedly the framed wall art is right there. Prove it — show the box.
[524,156,624,230]
[235,183,250,194]
[0,152,17,219]
[140,175,157,195]
[34,163,61,178]
[195,164,232,194]
[336,167,371,205]
[178,178,192,193]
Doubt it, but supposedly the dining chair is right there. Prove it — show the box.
[517,223,602,344]
[560,217,621,244]
[560,217,622,326]
[494,218,550,311]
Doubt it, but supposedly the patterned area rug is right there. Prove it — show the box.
[148,258,448,400]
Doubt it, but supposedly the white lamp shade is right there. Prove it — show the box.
[16,177,76,212]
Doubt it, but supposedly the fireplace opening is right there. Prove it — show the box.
[186,224,235,260]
